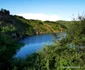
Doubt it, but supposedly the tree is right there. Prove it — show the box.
[0,8,10,16]
[66,16,85,46]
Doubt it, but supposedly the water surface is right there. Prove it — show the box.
[15,32,66,58]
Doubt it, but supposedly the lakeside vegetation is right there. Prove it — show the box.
[0,9,85,70]
[0,9,66,41]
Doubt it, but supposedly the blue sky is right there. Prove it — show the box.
[0,0,85,21]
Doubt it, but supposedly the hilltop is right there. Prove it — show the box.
[0,9,66,41]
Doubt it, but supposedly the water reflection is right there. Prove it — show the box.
[15,32,66,58]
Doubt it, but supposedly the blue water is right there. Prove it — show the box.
[15,32,66,58]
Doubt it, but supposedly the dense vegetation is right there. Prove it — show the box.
[0,9,66,41]
[12,16,85,70]
[0,9,85,70]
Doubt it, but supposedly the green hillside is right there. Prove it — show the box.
[0,9,65,41]
[0,9,66,70]
[1,9,85,70]
[12,15,85,70]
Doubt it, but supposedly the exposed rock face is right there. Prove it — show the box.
[36,32,39,35]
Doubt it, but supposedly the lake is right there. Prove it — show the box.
[15,32,66,58]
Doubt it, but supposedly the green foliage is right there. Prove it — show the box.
[11,42,85,70]
[0,8,10,15]
[1,25,16,32]
[1,9,85,70]
[0,29,24,70]
[0,9,65,70]
[66,16,85,46]
[11,16,85,70]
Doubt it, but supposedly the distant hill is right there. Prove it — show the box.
[0,9,67,41]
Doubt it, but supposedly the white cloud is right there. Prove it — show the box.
[17,13,61,21]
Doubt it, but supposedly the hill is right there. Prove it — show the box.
[0,9,66,41]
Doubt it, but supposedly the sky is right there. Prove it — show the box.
[0,0,85,21]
